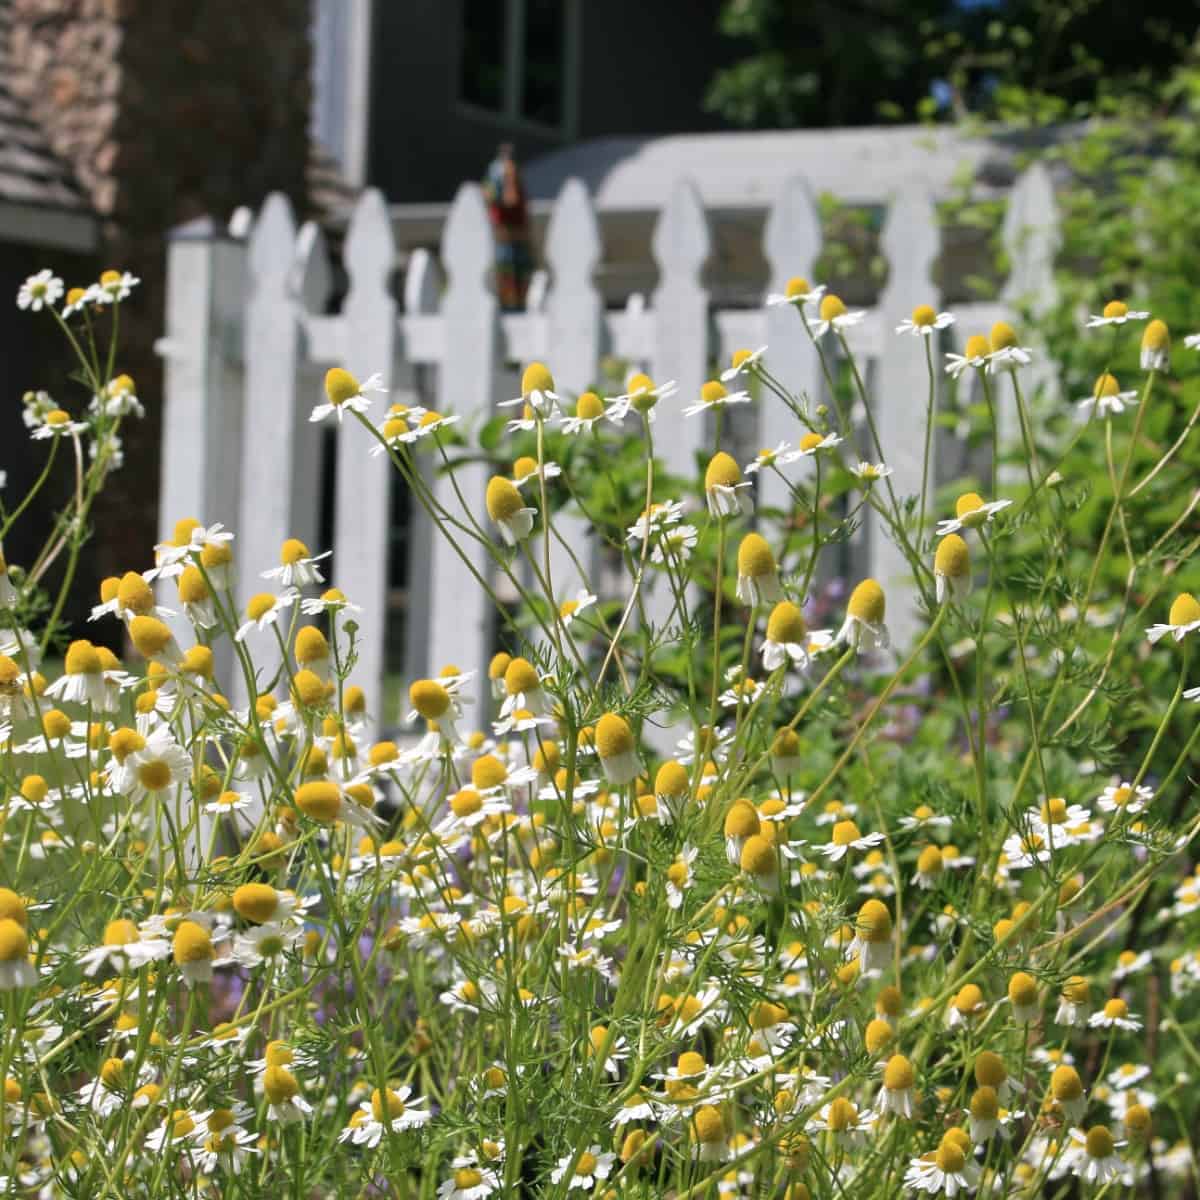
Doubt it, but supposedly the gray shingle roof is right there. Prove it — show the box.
[0,2,88,213]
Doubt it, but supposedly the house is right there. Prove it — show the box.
[312,0,729,203]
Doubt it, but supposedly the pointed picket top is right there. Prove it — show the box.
[248,192,296,285]
[345,188,395,297]
[546,177,601,290]
[404,247,443,314]
[652,177,711,286]
[291,220,333,315]
[442,182,494,294]
[1002,163,1059,314]
[526,268,550,313]
[763,175,821,290]
[880,182,940,310]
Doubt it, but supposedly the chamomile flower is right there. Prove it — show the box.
[0,919,35,990]
[761,600,813,671]
[558,390,607,435]
[934,534,971,603]
[78,919,170,977]
[398,409,462,444]
[1089,997,1142,1031]
[896,305,955,336]
[665,845,698,909]
[744,442,791,474]
[783,430,842,459]
[735,533,784,606]
[1141,319,1170,372]
[705,452,753,518]
[557,589,597,626]
[1078,372,1138,419]
[683,379,751,418]
[835,578,889,652]
[311,366,385,423]
[31,409,88,439]
[607,371,678,423]
[1111,949,1153,980]
[235,590,297,641]
[262,538,331,588]
[935,492,1012,536]
[262,1066,313,1121]
[1098,781,1153,815]
[987,321,1033,371]
[485,476,536,546]
[766,276,825,308]
[17,269,63,311]
[878,1054,917,1117]
[500,361,560,419]
[300,587,362,616]
[1087,300,1149,327]
[1147,592,1200,644]
[551,1146,615,1191]
[904,1132,980,1196]
[595,712,641,786]
[850,899,894,973]
[721,345,768,381]
[944,333,992,378]
[44,639,110,708]
[851,461,892,484]
[821,820,886,862]
[511,456,562,488]
[437,1160,501,1200]
[127,727,192,804]
[1067,1125,1126,1186]
[810,294,864,339]
[341,1086,431,1145]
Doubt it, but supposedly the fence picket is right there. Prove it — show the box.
[336,189,398,733]
[761,176,824,523]
[873,183,941,648]
[429,183,499,734]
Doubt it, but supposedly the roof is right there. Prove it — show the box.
[0,2,96,251]
[520,126,1029,209]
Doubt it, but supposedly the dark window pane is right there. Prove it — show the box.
[461,0,506,111]
[521,0,563,126]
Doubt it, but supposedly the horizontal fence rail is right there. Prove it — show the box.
[157,165,1060,737]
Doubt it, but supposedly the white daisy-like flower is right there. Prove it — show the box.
[299,587,363,617]
[1097,781,1153,816]
[896,306,955,336]
[665,845,699,910]
[1107,1062,1152,1090]
[558,391,608,435]
[720,345,768,381]
[261,540,331,589]
[512,458,562,488]
[834,579,890,653]
[944,339,992,378]
[262,1067,313,1122]
[1088,301,1149,327]
[339,1086,432,1146]
[934,493,1012,537]
[557,589,597,626]
[550,1146,615,1191]
[1078,372,1138,419]
[1066,1126,1127,1187]
[235,590,298,642]
[820,821,886,862]
[810,295,865,339]
[31,411,88,439]
[94,270,140,304]
[903,1142,981,1196]
[17,269,64,311]
[744,442,791,475]
[682,380,751,418]
[500,361,560,419]
[782,431,843,460]
[311,367,385,424]
[1147,593,1200,644]
[1088,998,1143,1031]
[765,278,826,308]
[78,919,171,977]
[125,727,192,804]
[626,499,685,544]
[436,1158,501,1200]
[651,522,699,565]
[1111,950,1153,981]
[607,372,678,425]
[850,461,892,483]
[396,410,462,444]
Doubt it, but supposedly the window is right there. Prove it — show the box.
[459,0,571,132]
[460,0,507,113]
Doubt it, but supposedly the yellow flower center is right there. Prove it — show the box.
[1085,1125,1115,1159]
[819,294,847,321]
[911,304,937,326]
[785,276,811,298]
[847,579,885,623]
[737,533,776,579]
[1102,300,1128,319]
[521,361,555,397]
[485,476,524,522]
[324,367,360,406]
[137,760,174,792]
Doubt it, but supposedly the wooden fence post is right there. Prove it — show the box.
[545,177,603,599]
[429,183,499,735]
[874,183,941,649]
[157,218,246,686]
[335,189,398,735]
[761,176,824,526]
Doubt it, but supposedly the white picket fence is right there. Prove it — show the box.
[156,164,1059,736]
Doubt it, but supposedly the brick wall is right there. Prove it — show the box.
[9,0,311,580]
